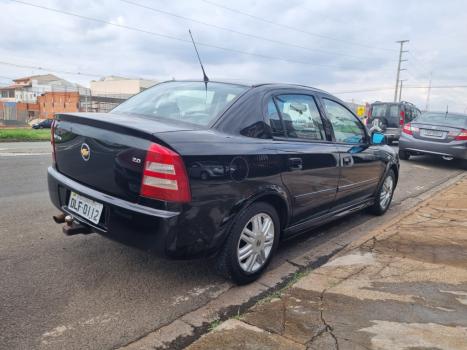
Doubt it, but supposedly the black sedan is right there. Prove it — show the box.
[32,118,53,129]
[48,81,399,284]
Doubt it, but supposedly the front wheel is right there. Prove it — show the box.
[368,169,396,216]
[215,202,280,285]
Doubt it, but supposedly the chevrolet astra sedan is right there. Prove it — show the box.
[399,112,467,168]
[48,81,399,284]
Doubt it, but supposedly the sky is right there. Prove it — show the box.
[0,0,466,112]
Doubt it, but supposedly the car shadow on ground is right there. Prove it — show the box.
[404,154,465,170]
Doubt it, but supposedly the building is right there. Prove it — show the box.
[37,91,80,119]
[90,76,157,97]
[0,74,88,123]
[0,74,89,103]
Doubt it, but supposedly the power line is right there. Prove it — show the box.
[119,0,372,61]
[10,0,343,68]
[200,0,396,52]
[0,60,102,78]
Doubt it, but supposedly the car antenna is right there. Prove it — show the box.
[188,29,209,92]
[445,105,449,119]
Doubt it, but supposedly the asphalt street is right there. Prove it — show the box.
[0,142,464,350]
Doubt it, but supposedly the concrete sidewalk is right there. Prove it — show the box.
[186,176,467,350]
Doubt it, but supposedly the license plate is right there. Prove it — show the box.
[68,192,103,225]
[422,129,443,137]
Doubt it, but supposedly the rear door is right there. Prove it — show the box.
[319,97,386,210]
[265,91,339,224]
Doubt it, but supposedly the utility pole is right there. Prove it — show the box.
[398,79,406,102]
[394,40,409,102]
[425,72,432,111]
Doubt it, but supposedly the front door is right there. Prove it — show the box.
[266,93,340,225]
[320,97,385,210]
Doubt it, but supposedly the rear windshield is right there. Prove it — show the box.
[371,103,400,118]
[416,113,467,128]
[112,81,248,126]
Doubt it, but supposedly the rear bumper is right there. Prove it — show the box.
[47,167,226,258]
[399,134,467,160]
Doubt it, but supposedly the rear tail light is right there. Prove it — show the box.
[140,143,191,203]
[455,129,467,141]
[402,123,418,136]
[51,120,56,165]
[399,111,405,126]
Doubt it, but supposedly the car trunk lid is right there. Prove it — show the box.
[410,122,463,143]
[53,112,195,203]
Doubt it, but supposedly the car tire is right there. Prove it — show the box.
[368,169,396,216]
[398,150,410,160]
[215,202,280,285]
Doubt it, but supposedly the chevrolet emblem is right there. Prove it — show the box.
[80,143,90,161]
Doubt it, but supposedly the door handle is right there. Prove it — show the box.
[288,157,303,171]
[342,155,354,167]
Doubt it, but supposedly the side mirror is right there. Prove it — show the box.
[371,132,385,145]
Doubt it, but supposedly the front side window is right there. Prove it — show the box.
[322,98,366,144]
[112,81,248,126]
[268,94,326,141]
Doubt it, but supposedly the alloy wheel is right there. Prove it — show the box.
[380,175,394,209]
[237,213,275,273]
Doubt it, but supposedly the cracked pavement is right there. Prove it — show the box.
[186,176,467,350]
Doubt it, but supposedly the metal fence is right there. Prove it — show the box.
[79,92,132,113]
[0,102,31,126]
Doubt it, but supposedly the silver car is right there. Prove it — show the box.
[399,112,467,167]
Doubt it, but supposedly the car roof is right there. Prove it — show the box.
[422,111,467,117]
[161,79,329,94]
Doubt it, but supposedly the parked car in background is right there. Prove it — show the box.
[367,101,421,144]
[32,119,53,129]
[399,111,467,168]
[48,81,399,284]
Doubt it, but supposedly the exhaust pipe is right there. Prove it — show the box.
[53,213,66,224]
[442,156,454,161]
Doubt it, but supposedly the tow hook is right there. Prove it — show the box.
[61,215,92,236]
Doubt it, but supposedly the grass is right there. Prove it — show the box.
[208,319,221,331]
[0,128,50,142]
[256,268,311,306]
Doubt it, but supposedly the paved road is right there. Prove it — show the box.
[0,142,463,350]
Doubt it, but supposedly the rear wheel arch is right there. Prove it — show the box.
[390,163,399,185]
[227,189,291,233]
[254,193,289,231]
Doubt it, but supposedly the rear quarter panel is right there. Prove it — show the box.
[155,129,292,255]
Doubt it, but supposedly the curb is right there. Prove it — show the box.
[119,172,467,350]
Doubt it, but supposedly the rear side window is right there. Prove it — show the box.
[322,98,366,144]
[268,94,326,141]
[267,99,285,137]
